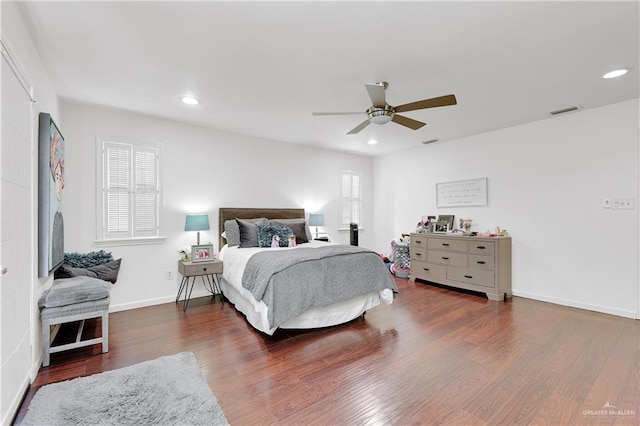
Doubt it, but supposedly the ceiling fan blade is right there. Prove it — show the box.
[312,112,364,116]
[392,114,426,130]
[365,82,387,107]
[347,119,371,135]
[394,94,457,113]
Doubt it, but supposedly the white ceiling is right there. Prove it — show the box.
[17,1,639,156]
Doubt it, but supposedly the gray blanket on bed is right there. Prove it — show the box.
[242,245,398,329]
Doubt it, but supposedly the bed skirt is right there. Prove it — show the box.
[219,276,382,335]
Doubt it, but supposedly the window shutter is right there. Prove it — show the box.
[341,172,361,226]
[104,142,131,238]
[133,147,159,237]
[100,140,161,240]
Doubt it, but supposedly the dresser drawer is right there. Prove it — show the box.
[428,250,467,267]
[469,240,495,255]
[411,235,427,249]
[447,267,495,288]
[468,254,495,271]
[411,260,446,281]
[428,238,468,252]
[411,248,427,261]
[179,260,223,276]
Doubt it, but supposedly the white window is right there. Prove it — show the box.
[341,171,361,226]
[97,139,161,242]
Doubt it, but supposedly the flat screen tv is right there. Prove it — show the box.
[38,112,65,277]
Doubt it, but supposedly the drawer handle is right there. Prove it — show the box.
[476,261,486,265]
[477,246,486,249]
[464,275,473,279]
[203,267,207,271]
[442,257,449,260]
[422,268,430,271]
[415,240,422,244]
[442,243,450,247]
[416,253,422,257]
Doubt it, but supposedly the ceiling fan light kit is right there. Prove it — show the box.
[313,81,457,135]
[367,106,394,125]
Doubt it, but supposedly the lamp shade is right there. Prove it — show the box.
[308,213,325,227]
[184,214,210,232]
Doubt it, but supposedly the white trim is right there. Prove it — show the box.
[513,290,637,320]
[0,37,35,102]
[109,288,214,312]
[337,227,365,232]
[96,137,163,241]
[94,236,167,247]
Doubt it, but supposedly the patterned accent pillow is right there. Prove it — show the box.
[256,224,294,248]
[271,220,309,244]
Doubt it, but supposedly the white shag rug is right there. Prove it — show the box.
[19,352,229,426]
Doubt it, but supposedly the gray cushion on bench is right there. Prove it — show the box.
[39,276,111,309]
[40,297,111,320]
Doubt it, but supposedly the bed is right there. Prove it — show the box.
[217,207,398,335]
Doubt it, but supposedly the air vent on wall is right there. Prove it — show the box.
[550,106,580,115]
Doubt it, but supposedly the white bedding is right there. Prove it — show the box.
[218,241,392,335]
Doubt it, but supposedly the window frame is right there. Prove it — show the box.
[340,171,361,227]
[95,137,165,246]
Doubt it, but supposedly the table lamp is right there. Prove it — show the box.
[184,213,210,245]
[308,212,325,239]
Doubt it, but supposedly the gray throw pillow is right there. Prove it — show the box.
[39,276,111,308]
[237,218,270,248]
[224,218,268,247]
[55,259,122,284]
[271,218,313,241]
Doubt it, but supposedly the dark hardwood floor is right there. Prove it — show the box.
[14,277,640,425]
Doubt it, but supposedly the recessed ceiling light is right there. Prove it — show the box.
[603,69,628,79]
[181,96,199,105]
[367,139,378,145]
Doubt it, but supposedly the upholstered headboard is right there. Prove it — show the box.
[218,207,305,250]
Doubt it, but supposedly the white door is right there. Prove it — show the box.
[0,41,35,424]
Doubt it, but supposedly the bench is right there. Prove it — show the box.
[39,276,111,367]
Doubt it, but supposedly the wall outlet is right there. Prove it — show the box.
[612,198,634,210]
[603,199,611,209]
[165,270,174,280]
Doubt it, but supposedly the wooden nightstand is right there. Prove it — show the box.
[176,259,224,311]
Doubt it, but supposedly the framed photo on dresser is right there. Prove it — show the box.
[434,222,450,234]
[437,215,455,230]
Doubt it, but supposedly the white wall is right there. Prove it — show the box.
[60,101,374,311]
[0,2,59,424]
[373,99,640,319]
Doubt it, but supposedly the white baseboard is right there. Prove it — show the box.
[513,290,638,319]
[109,289,217,313]
[3,373,30,426]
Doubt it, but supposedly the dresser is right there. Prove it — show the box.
[409,233,512,301]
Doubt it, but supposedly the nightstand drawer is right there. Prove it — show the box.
[179,260,223,276]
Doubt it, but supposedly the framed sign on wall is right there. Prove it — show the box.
[436,177,488,208]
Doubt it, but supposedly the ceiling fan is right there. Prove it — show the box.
[313,81,457,135]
